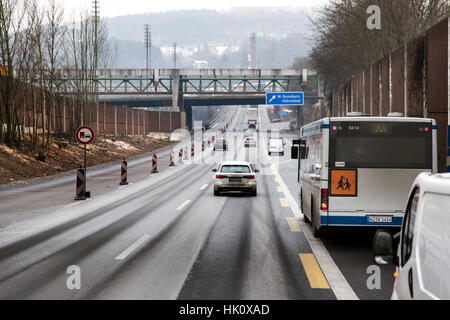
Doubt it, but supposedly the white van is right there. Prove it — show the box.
[373,173,450,300]
[268,138,285,156]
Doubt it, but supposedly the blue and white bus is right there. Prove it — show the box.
[292,115,438,237]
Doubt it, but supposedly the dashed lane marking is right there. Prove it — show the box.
[272,164,359,300]
[176,200,192,211]
[286,217,302,232]
[200,184,209,191]
[299,253,331,289]
[280,198,289,207]
[115,235,151,261]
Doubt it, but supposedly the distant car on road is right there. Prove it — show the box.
[244,136,257,148]
[212,161,259,196]
[213,138,227,151]
[268,137,285,156]
[373,172,450,300]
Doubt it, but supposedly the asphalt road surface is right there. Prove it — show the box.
[0,106,395,300]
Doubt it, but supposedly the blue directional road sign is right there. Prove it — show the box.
[266,92,304,105]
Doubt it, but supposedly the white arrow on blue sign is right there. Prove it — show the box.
[266,92,304,106]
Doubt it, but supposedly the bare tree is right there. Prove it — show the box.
[0,0,111,148]
[66,10,110,129]
[291,56,313,71]
[309,0,450,89]
[0,0,28,146]
[43,0,66,142]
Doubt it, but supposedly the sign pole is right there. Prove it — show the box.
[75,126,94,199]
[84,144,88,197]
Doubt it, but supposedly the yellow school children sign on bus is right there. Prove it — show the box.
[330,169,357,197]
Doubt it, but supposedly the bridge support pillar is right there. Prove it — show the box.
[297,105,303,129]
[172,69,180,111]
[185,106,193,131]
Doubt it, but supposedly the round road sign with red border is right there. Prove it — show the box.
[75,126,95,145]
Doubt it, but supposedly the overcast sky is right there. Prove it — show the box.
[43,0,328,19]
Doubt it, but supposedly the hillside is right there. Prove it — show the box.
[105,7,318,69]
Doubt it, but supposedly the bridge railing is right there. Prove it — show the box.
[31,68,318,96]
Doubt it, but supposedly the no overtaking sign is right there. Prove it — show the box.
[76,126,95,145]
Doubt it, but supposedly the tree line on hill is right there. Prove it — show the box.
[308,0,450,90]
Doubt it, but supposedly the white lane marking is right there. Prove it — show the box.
[65,202,83,208]
[272,167,302,219]
[272,165,359,300]
[65,198,91,208]
[284,138,292,146]
[176,200,192,211]
[115,235,151,261]
[200,184,208,191]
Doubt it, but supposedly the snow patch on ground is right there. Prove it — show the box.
[103,139,137,151]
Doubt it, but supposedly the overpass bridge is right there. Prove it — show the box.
[51,68,323,129]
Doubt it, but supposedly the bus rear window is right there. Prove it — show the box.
[329,122,433,169]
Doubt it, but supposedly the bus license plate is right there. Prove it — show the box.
[368,216,393,223]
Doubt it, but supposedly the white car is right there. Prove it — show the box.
[373,172,450,299]
[212,161,259,196]
[268,138,285,156]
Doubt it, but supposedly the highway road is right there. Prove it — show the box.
[0,106,395,300]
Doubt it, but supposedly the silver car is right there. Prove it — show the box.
[212,161,259,196]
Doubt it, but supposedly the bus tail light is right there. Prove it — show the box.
[321,189,328,211]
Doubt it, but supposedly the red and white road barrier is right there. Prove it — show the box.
[202,141,205,151]
[151,153,159,173]
[208,139,211,147]
[74,166,86,200]
[120,159,129,185]
[184,146,188,160]
[191,143,195,157]
[179,148,183,163]
[169,151,175,167]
